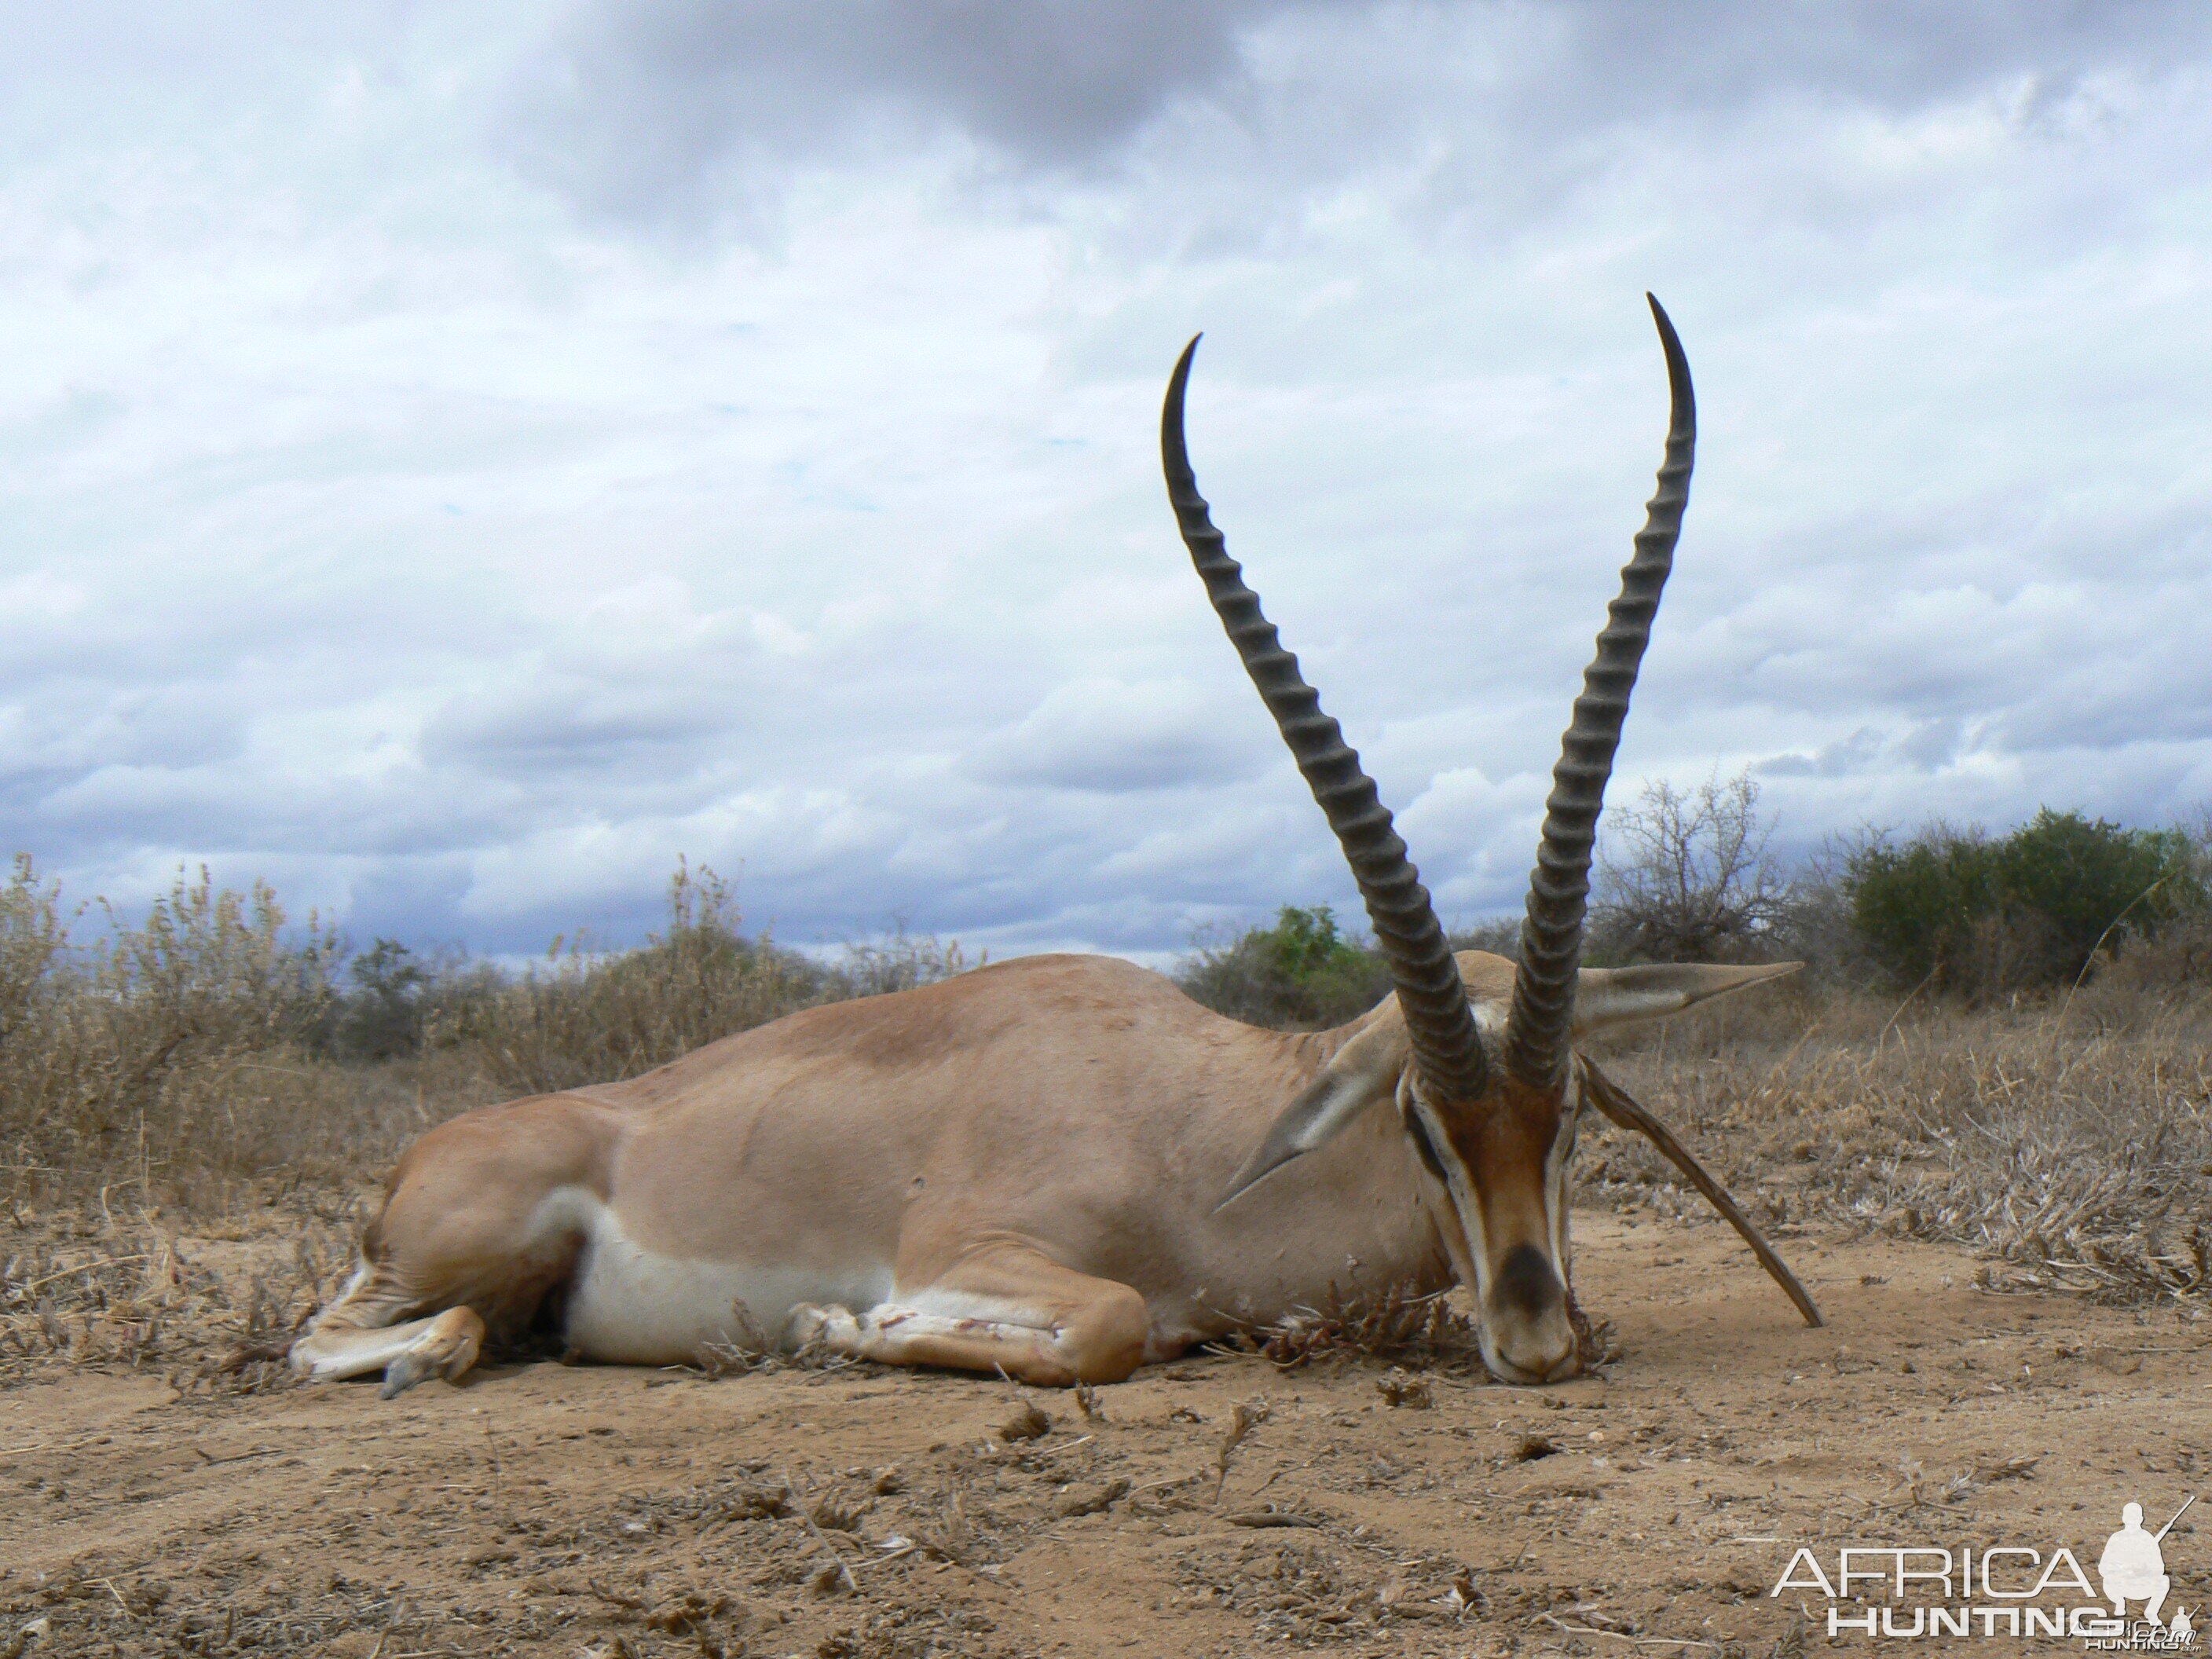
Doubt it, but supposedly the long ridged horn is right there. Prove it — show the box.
[1164,336,1487,1102]
[1504,295,1694,1090]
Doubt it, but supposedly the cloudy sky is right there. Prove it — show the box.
[5,2,2211,963]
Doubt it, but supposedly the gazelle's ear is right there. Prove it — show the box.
[1572,961,1800,1036]
[1215,1014,1408,1210]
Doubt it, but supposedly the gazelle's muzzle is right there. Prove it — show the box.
[1418,1168,1578,1384]
[1478,1240,1578,1383]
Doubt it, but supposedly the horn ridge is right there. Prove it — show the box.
[1504,295,1696,1091]
[1163,336,1488,1104]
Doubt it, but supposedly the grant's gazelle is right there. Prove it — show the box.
[291,298,1818,1396]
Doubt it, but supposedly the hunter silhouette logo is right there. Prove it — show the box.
[1770,1492,2196,1644]
[2100,1499,2191,1628]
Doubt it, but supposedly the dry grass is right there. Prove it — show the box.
[0,857,541,1216]
[0,1185,357,1390]
[0,861,971,1218]
[1583,950,2212,1306]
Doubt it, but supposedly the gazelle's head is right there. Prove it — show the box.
[1222,952,1796,1381]
[1166,297,1818,1384]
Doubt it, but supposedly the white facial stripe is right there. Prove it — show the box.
[1404,1071,1581,1296]
[1404,1088,1489,1293]
[1394,1028,1585,1379]
[1547,1079,1582,1281]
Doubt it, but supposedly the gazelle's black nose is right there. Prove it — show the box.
[1495,1242,1563,1321]
[1482,1241,1578,1383]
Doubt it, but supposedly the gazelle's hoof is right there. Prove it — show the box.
[379,1350,437,1399]
[784,1302,859,1357]
[376,1308,482,1398]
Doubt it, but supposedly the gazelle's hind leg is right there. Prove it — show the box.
[288,1243,498,1398]
[290,1304,485,1399]
[287,1092,613,1397]
[791,1239,1149,1386]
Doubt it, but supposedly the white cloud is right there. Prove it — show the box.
[1,2,2210,959]
[965,677,1260,793]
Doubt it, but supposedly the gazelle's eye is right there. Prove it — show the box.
[1405,1109,1449,1181]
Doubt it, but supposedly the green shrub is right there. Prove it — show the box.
[1175,904,1393,1030]
[331,939,434,1062]
[1997,809,2203,964]
[1844,810,2206,995]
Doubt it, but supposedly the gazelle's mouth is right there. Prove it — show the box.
[1482,1341,1580,1386]
[1426,1189,1580,1385]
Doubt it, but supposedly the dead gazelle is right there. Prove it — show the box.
[287,296,1818,1397]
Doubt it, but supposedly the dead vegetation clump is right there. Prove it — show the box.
[690,1304,879,1379]
[1228,1281,1488,1375]
[995,1400,1052,1442]
[1372,1368,1432,1409]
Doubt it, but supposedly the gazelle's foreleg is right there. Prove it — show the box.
[791,1239,1148,1386]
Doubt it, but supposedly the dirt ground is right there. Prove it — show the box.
[3,1207,2207,1659]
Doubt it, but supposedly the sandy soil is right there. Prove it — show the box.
[3,1209,2207,1658]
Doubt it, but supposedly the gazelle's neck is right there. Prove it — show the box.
[1275,1009,1382,1077]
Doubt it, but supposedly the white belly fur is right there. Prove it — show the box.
[535,1185,894,1364]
